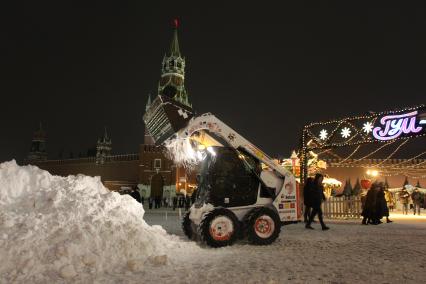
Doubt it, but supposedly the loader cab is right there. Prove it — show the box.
[195,146,261,208]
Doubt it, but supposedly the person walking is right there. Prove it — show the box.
[155,196,161,209]
[384,188,394,212]
[424,191,426,211]
[178,196,184,208]
[185,195,191,211]
[129,188,142,203]
[173,196,178,211]
[400,188,410,215]
[411,187,422,215]
[376,183,392,223]
[305,173,329,231]
[362,183,378,225]
[148,196,153,209]
[303,177,314,223]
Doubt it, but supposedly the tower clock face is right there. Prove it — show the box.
[162,85,177,98]
[172,76,183,85]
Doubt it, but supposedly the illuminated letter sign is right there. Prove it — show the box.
[373,111,423,141]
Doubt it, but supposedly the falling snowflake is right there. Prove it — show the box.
[362,121,374,134]
[341,127,351,138]
[319,129,328,140]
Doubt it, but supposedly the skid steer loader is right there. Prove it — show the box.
[143,95,300,247]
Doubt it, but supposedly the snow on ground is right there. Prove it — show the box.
[1,161,426,283]
[142,210,426,284]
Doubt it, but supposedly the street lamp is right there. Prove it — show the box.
[366,169,379,178]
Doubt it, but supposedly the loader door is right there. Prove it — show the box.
[211,148,259,207]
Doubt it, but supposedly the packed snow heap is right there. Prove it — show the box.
[0,161,177,282]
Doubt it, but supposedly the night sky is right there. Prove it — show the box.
[1,1,425,163]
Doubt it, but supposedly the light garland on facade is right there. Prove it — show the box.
[371,139,409,167]
[343,141,395,164]
[383,150,426,167]
[300,105,426,184]
[337,145,362,164]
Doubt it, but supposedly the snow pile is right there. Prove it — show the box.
[0,161,179,283]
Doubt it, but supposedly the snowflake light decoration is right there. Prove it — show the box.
[362,121,374,134]
[319,129,328,140]
[341,127,351,138]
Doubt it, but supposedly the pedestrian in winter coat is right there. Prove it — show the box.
[185,195,191,211]
[411,188,422,215]
[376,183,392,223]
[179,196,184,208]
[362,183,378,225]
[173,196,178,210]
[400,189,410,215]
[384,189,394,212]
[303,177,314,223]
[148,197,153,209]
[424,193,426,210]
[129,189,142,203]
[306,173,329,230]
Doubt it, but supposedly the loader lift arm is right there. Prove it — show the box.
[171,113,292,179]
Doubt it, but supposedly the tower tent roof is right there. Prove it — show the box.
[169,20,181,57]
[145,94,152,111]
[33,122,46,140]
[99,126,111,144]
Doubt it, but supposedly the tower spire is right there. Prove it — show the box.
[169,19,181,56]
[145,94,152,112]
[27,122,47,162]
[104,126,109,141]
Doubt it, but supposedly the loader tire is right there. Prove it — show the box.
[182,211,193,240]
[245,207,281,245]
[198,208,239,248]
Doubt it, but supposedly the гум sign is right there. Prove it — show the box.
[301,104,426,185]
[303,104,426,151]
[373,110,426,141]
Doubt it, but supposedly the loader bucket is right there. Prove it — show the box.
[143,95,194,145]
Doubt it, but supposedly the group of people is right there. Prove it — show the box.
[361,182,392,225]
[145,195,193,210]
[399,187,423,215]
[303,173,330,231]
[125,188,195,210]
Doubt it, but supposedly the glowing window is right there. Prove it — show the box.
[154,159,161,169]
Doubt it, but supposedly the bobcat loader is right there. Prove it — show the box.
[144,95,300,247]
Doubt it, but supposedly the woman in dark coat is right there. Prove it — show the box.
[306,174,329,230]
[376,183,392,223]
[362,183,379,225]
[303,177,314,223]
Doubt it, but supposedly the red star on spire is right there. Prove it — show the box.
[173,18,179,28]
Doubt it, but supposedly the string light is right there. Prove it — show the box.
[382,150,426,167]
[338,145,362,164]
[372,139,409,167]
[343,141,395,164]
[300,105,426,184]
